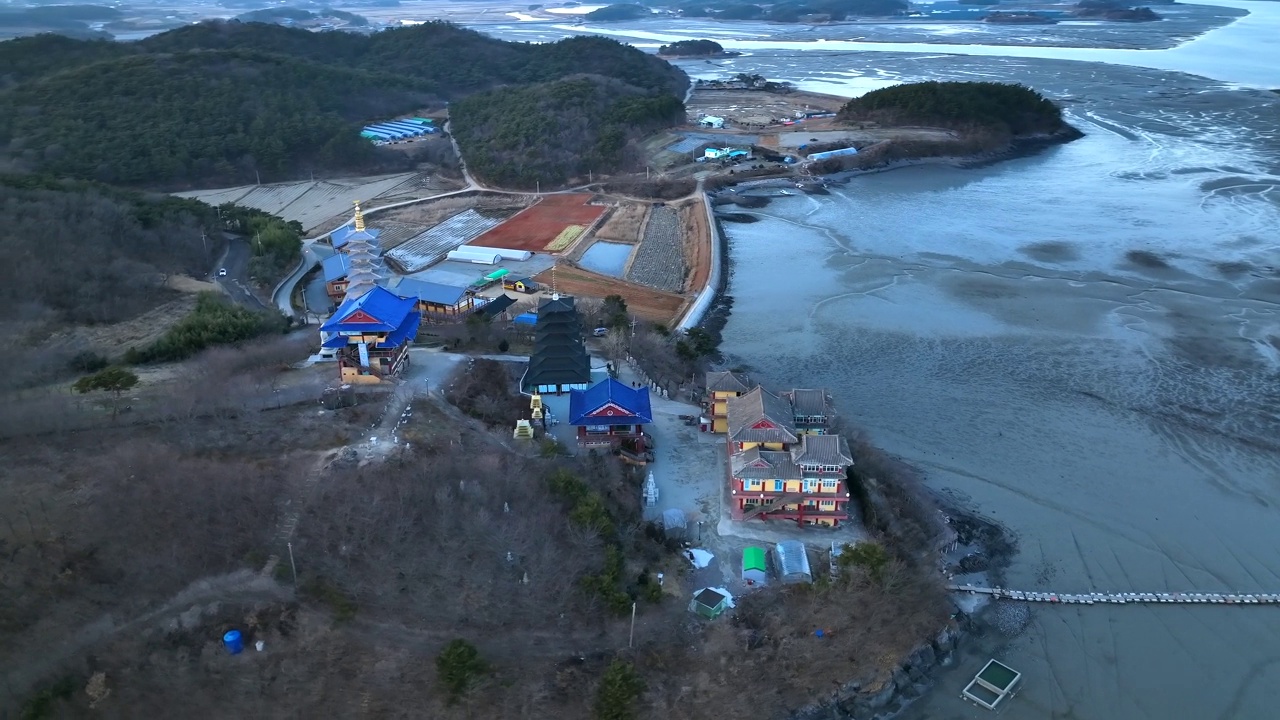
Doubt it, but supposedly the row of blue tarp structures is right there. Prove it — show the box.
[361,117,438,143]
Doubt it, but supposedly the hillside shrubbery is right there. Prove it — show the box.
[124,293,287,364]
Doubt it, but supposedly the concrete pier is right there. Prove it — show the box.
[948,585,1280,606]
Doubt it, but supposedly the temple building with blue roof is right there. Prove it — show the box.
[569,377,653,452]
[320,285,420,384]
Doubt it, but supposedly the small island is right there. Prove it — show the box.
[982,11,1059,23]
[811,81,1082,173]
[657,39,741,58]
[584,3,652,21]
[1073,0,1163,22]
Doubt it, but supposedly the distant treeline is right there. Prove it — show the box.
[675,0,908,21]
[235,7,371,26]
[838,81,1070,137]
[0,22,688,188]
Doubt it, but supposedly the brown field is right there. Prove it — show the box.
[592,202,649,243]
[470,194,606,252]
[533,264,686,324]
[679,197,712,295]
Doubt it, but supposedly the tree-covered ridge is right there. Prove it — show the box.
[1,51,425,186]
[0,33,132,86]
[450,75,686,189]
[0,175,219,325]
[838,81,1069,136]
[0,21,688,188]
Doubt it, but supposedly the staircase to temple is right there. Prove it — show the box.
[741,493,805,521]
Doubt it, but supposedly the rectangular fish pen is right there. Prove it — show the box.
[962,659,1022,710]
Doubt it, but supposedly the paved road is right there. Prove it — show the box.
[212,234,269,311]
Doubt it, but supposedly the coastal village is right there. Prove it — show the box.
[7,5,1273,717]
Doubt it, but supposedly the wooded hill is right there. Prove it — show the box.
[0,21,688,188]
[450,75,686,189]
[838,81,1070,137]
[0,175,219,327]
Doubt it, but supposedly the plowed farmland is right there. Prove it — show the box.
[469,194,606,252]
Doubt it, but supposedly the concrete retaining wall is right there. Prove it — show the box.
[675,193,722,332]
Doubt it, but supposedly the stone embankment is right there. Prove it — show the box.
[625,206,686,292]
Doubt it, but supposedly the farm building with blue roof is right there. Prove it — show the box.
[393,278,475,322]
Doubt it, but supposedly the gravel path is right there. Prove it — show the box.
[626,206,686,292]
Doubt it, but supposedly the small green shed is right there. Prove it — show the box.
[690,588,730,619]
[743,547,768,587]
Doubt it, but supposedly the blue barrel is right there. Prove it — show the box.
[223,630,244,655]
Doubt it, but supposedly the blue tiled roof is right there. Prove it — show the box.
[321,253,350,282]
[321,334,347,349]
[320,286,417,333]
[332,224,383,249]
[569,378,653,426]
[376,311,421,348]
[394,278,469,307]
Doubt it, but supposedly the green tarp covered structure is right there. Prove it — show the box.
[743,546,768,586]
[690,588,729,619]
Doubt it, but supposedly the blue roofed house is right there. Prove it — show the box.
[320,285,420,384]
[393,278,475,322]
[322,253,351,304]
[569,378,654,452]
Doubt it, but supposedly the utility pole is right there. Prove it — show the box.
[629,602,636,648]
[287,542,298,586]
[201,231,208,255]
[536,180,540,195]
[256,169,261,186]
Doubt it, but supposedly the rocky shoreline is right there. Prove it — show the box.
[789,506,1018,720]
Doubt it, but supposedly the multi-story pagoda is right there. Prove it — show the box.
[521,294,591,394]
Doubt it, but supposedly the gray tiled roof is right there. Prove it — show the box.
[706,370,753,394]
[731,447,802,480]
[790,434,853,467]
[726,387,798,445]
[787,388,832,418]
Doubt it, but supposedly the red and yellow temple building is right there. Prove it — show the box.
[724,386,854,527]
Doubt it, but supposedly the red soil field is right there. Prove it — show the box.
[468,194,606,252]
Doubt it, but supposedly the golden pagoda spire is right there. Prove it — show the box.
[353,201,366,232]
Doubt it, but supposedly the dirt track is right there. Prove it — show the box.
[680,198,712,296]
